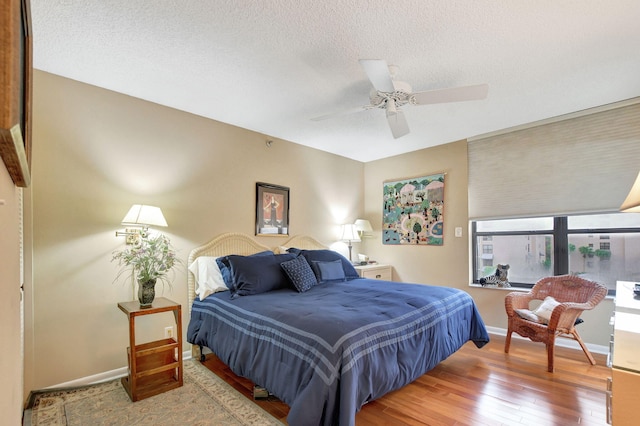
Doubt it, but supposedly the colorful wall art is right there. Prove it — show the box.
[382,173,445,245]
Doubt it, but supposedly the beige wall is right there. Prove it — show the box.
[0,163,24,424]
[362,140,614,348]
[28,71,363,390]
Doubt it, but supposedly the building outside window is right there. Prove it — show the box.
[472,213,640,294]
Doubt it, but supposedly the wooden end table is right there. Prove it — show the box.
[117,297,183,401]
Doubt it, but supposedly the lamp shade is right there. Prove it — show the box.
[354,219,373,233]
[620,172,640,213]
[121,204,168,227]
[340,224,361,242]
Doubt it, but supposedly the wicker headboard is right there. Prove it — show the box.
[272,234,328,253]
[187,233,327,312]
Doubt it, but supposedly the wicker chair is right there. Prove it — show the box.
[504,275,607,372]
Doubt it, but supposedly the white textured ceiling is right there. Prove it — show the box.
[31,1,640,162]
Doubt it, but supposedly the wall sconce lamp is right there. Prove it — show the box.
[340,223,361,262]
[115,204,168,244]
[354,219,373,239]
[620,171,640,213]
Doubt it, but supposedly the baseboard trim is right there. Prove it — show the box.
[485,326,609,355]
[44,350,193,389]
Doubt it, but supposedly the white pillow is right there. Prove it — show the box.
[533,296,561,323]
[188,256,228,300]
[514,308,542,323]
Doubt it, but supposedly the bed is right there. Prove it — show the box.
[186,233,489,426]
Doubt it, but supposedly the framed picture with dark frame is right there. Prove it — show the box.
[256,182,289,236]
[0,0,33,188]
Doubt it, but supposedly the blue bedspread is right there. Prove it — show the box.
[188,279,489,426]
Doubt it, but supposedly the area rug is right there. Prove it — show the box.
[25,359,282,425]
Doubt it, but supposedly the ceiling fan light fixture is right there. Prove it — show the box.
[312,59,488,139]
[386,98,397,115]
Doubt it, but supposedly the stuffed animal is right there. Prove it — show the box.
[479,264,510,287]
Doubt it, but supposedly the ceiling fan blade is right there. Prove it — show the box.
[310,106,369,121]
[386,105,410,139]
[359,59,395,93]
[412,83,489,105]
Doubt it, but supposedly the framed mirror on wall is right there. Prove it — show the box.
[0,0,33,188]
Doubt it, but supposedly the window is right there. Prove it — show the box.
[472,213,640,294]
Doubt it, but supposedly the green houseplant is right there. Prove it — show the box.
[112,231,180,307]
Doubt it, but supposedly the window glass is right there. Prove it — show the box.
[568,213,640,229]
[472,213,640,293]
[475,234,553,284]
[476,217,552,232]
[568,233,640,288]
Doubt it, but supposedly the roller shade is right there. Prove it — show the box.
[468,101,640,220]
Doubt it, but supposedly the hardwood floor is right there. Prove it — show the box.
[201,334,610,425]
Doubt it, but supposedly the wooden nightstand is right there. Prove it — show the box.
[118,297,183,401]
[354,264,392,281]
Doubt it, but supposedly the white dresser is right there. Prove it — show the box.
[608,281,640,425]
[354,264,392,281]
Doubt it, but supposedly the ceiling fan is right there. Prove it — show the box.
[312,59,489,139]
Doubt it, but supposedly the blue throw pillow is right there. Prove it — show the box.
[215,257,233,289]
[227,252,296,298]
[281,255,317,292]
[313,260,346,283]
[293,249,359,282]
[216,251,273,291]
